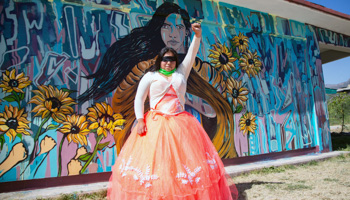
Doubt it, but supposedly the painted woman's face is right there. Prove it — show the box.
[160,52,176,72]
[161,14,187,53]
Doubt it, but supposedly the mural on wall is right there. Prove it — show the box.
[78,2,247,159]
[0,0,337,183]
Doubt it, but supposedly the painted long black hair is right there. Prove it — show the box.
[78,2,190,103]
[79,2,237,158]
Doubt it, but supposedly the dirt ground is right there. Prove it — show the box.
[228,154,350,200]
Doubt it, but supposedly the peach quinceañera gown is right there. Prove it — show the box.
[107,85,238,200]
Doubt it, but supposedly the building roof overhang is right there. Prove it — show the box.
[219,0,350,35]
[219,0,350,63]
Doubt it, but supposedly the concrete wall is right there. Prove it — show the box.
[0,0,334,183]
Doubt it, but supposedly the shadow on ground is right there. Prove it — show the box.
[331,132,350,150]
[233,181,284,200]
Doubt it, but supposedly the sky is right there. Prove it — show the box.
[306,0,350,85]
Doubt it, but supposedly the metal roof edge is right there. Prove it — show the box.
[286,0,350,20]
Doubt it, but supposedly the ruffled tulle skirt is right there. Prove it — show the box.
[108,88,238,199]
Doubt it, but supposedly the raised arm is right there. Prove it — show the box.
[178,23,202,79]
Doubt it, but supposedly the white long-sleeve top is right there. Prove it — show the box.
[134,35,201,119]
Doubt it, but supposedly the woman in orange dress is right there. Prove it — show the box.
[107,23,238,200]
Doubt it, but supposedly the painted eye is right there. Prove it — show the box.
[162,24,170,29]
[177,25,184,30]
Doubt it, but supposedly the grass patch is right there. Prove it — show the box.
[300,160,318,167]
[284,183,312,191]
[323,178,339,182]
[265,184,278,190]
[340,182,350,187]
[248,165,297,175]
[38,190,107,200]
[37,193,79,200]
[327,154,350,163]
[259,166,286,173]
[336,154,346,159]
[81,190,107,199]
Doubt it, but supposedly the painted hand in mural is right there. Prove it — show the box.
[75,147,88,159]
[9,142,27,162]
[0,143,27,176]
[191,23,202,38]
[67,159,82,176]
[39,136,56,155]
[66,147,88,175]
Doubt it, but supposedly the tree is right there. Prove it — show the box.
[328,92,350,132]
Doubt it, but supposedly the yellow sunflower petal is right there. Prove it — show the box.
[77,116,86,127]
[22,130,30,135]
[248,126,255,133]
[9,128,17,139]
[113,114,123,120]
[41,109,51,119]
[2,73,10,82]
[6,131,13,142]
[81,135,88,145]
[13,87,24,93]
[97,127,104,136]
[89,122,99,130]
[113,119,126,126]
[67,134,72,143]
[9,69,16,79]
[102,128,107,138]
[95,103,106,115]
[80,129,90,135]
[18,82,30,89]
[0,125,9,132]
[18,121,30,129]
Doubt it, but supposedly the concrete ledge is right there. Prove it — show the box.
[1,151,349,200]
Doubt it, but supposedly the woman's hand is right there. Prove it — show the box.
[192,23,202,38]
[137,119,147,136]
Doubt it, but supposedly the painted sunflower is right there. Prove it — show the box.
[29,85,76,123]
[225,77,249,107]
[239,50,262,78]
[208,43,236,73]
[0,69,31,93]
[239,112,257,136]
[113,113,126,134]
[58,114,90,145]
[232,32,249,53]
[87,102,126,137]
[0,105,30,141]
